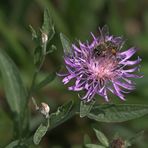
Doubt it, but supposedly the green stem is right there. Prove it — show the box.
[27,69,39,102]
[27,43,46,101]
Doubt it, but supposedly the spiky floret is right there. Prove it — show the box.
[59,25,142,102]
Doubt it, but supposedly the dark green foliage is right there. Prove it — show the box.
[80,100,95,118]
[88,104,148,122]
[0,49,28,138]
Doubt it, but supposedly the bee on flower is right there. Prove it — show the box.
[59,25,142,102]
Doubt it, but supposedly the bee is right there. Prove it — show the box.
[93,25,117,57]
[106,41,117,56]
[93,41,117,57]
[93,44,105,56]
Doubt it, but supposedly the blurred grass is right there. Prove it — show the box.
[0,0,148,147]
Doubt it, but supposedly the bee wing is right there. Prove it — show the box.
[102,25,109,36]
[114,36,125,50]
[99,25,109,43]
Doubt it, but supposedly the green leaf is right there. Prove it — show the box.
[30,100,77,132]
[42,9,52,33]
[0,49,27,115]
[85,144,106,148]
[80,101,95,118]
[5,140,28,148]
[93,128,109,147]
[42,8,55,41]
[33,100,74,144]
[33,46,42,66]
[35,0,69,35]
[34,71,56,90]
[128,131,144,145]
[60,33,71,55]
[29,25,38,40]
[0,49,28,138]
[87,104,148,122]
[33,121,49,145]
[49,100,74,131]
[46,44,57,54]
[5,140,19,148]
[84,134,92,145]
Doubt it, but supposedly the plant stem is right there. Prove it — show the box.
[27,48,46,101]
[27,69,39,102]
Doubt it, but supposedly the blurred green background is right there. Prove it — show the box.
[0,0,148,147]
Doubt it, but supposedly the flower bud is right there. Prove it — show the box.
[40,102,50,118]
[111,138,125,148]
[41,32,48,44]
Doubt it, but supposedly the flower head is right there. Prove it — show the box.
[59,25,142,102]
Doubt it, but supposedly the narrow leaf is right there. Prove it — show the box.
[5,140,27,148]
[88,104,148,122]
[42,8,55,41]
[0,49,27,115]
[34,72,56,90]
[29,25,38,40]
[93,128,109,147]
[33,122,49,145]
[128,131,144,144]
[80,101,95,118]
[5,140,19,148]
[60,33,71,55]
[42,9,53,34]
[48,100,74,131]
[85,144,106,148]
[30,100,77,132]
[84,134,92,145]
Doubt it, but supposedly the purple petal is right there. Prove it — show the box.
[90,32,97,41]
[123,73,143,78]
[64,57,73,66]
[89,41,97,49]
[66,66,75,74]
[113,83,125,100]
[56,72,68,77]
[75,78,86,88]
[120,57,141,65]
[122,66,139,73]
[62,75,75,84]
[119,47,138,61]
[72,44,81,53]
[122,77,134,84]
[79,41,87,49]
[98,86,105,93]
[68,86,83,91]
[106,36,113,41]
[103,89,109,102]
[115,81,135,90]
[81,88,93,100]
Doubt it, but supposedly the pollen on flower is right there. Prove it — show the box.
[59,25,142,102]
[88,56,118,81]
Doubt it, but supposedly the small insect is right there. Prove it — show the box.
[106,41,117,56]
[93,25,118,57]
[93,42,117,57]
[93,26,108,57]
[93,44,105,56]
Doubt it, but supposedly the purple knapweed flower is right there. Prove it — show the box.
[59,25,142,102]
